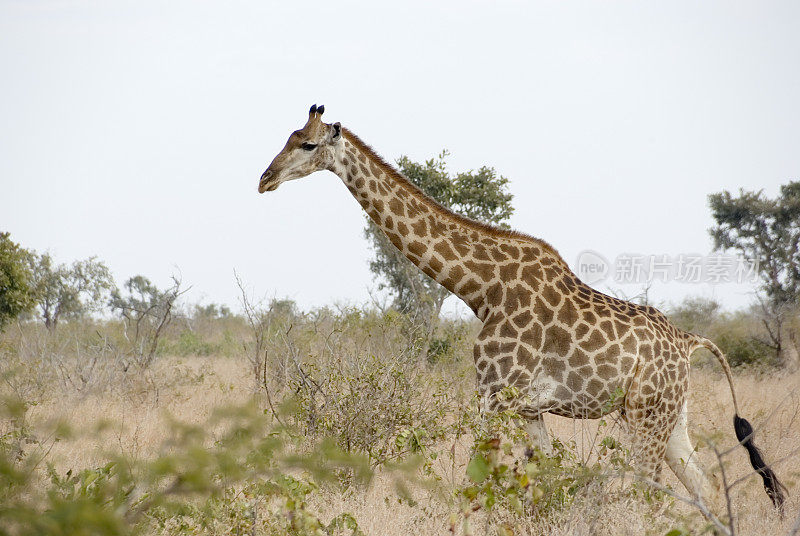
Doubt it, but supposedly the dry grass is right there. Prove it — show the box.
[14,351,797,536]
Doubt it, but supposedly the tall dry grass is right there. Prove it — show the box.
[2,313,798,535]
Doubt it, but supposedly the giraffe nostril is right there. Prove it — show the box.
[258,170,275,193]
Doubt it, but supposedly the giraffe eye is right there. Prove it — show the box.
[301,142,317,151]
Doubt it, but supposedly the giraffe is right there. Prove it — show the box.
[257,104,785,509]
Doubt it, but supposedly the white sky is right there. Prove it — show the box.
[2,1,798,315]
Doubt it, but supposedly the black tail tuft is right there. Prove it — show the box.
[733,414,787,510]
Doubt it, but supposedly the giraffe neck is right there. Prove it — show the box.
[329,128,565,319]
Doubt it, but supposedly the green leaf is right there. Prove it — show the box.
[483,487,496,509]
[462,485,479,500]
[466,453,490,484]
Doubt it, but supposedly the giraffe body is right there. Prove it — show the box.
[257,105,785,509]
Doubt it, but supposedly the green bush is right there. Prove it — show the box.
[454,427,633,534]
[290,354,451,465]
[239,305,468,466]
[426,319,470,364]
[169,330,219,357]
[669,296,780,368]
[668,296,720,334]
[714,331,775,368]
[0,232,34,331]
[0,396,373,536]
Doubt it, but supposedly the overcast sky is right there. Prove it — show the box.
[2,1,798,315]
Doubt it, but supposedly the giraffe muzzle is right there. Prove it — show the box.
[258,170,279,193]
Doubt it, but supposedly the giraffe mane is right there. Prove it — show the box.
[341,127,566,264]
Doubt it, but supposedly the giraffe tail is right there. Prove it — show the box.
[687,334,787,511]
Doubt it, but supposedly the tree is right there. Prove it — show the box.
[110,275,185,368]
[193,302,232,320]
[708,181,800,368]
[26,253,115,331]
[0,232,34,330]
[668,296,721,334]
[364,151,514,361]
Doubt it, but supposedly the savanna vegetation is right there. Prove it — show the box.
[1,174,799,535]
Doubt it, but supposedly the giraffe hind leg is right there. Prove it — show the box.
[624,379,676,483]
[665,402,719,503]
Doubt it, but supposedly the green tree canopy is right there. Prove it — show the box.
[709,181,800,307]
[26,252,115,331]
[0,232,34,330]
[708,180,800,366]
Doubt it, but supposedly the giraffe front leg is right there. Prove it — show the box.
[524,416,554,457]
[476,386,556,458]
[473,325,559,457]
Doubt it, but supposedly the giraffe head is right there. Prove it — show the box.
[258,104,342,193]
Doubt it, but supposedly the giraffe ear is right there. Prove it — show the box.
[330,122,342,141]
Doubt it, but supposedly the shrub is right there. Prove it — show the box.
[290,353,451,465]
[110,275,185,368]
[426,318,471,364]
[170,329,219,357]
[668,296,721,334]
[454,430,632,535]
[669,296,780,368]
[268,307,455,465]
[0,396,373,536]
[0,232,34,331]
[714,330,775,368]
